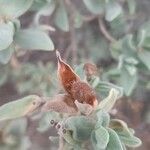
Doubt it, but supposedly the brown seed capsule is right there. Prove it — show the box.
[56,50,80,95]
[56,50,98,108]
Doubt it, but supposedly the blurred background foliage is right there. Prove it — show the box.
[0,0,150,150]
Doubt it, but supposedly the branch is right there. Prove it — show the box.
[82,15,98,22]
[98,17,117,43]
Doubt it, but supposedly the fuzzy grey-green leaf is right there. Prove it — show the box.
[65,116,95,141]
[119,135,142,147]
[54,1,69,32]
[91,126,109,149]
[0,44,14,64]
[106,128,123,150]
[14,29,54,51]
[0,22,14,51]
[105,1,122,22]
[97,88,120,112]
[120,67,137,96]
[83,0,104,14]
[0,0,33,18]
[138,49,150,70]
[0,95,43,121]
[96,110,110,127]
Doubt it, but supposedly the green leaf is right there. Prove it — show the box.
[96,110,110,127]
[120,67,137,96]
[14,29,54,51]
[0,22,14,51]
[30,0,48,11]
[0,0,33,18]
[121,34,136,57]
[110,15,125,37]
[137,29,146,48]
[65,116,95,141]
[0,44,14,64]
[125,64,137,76]
[138,23,150,48]
[0,95,43,121]
[138,49,150,70]
[109,119,132,136]
[97,88,120,112]
[110,40,122,59]
[54,1,69,32]
[110,119,142,148]
[34,1,55,25]
[83,0,104,14]
[62,130,79,146]
[105,1,122,22]
[106,128,123,150]
[119,134,142,147]
[125,57,138,65]
[95,81,123,99]
[91,126,109,149]
[91,76,100,88]
[12,19,21,32]
[127,0,136,15]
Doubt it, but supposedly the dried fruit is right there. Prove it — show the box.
[56,50,98,107]
[56,50,80,95]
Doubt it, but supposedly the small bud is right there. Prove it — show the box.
[84,63,98,77]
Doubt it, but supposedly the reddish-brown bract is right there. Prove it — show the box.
[56,51,98,107]
[56,51,80,95]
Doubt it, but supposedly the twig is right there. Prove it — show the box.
[82,15,98,22]
[98,17,117,43]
